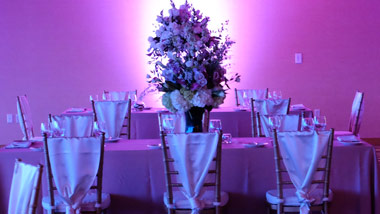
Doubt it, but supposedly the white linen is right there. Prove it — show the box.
[276,130,331,214]
[259,114,300,137]
[291,104,306,110]
[8,161,41,214]
[103,91,128,101]
[50,114,94,137]
[47,137,101,214]
[237,89,267,107]
[93,100,129,139]
[166,133,219,214]
[337,135,360,142]
[349,92,364,136]
[17,96,34,140]
[254,99,290,115]
[160,112,187,133]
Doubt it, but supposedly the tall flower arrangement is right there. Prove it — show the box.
[147,0,239,113]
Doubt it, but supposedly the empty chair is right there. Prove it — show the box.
[266,129,334,214]
[160,131,228,214]
[42,132,110,213]
[250,98,291,137]
[17,95,41,141]
[91,99,131,140]
[8,159,43,214]
[335,91,364,137]
[103,90,137,102]
[235,88,269,107]
[49,114,94,137]
[257,113,302,137]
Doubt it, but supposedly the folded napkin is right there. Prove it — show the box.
[337,135,360,142]
[5,140,32,149]
[291,104,306,110]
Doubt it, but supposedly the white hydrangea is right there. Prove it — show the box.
[191,89,213,107]
[170,90,192,112]
[162,92,176,113]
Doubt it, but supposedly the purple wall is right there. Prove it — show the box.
[1,0,380,143]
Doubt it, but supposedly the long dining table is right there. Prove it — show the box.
[0,137,379,214]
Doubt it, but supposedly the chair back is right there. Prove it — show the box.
[272,129,334,212]
[349,91,364,136]
[257,113,301,137]
[91,99,131,139]
[160,131,223,212]
[235,88,269,107]
[103,90,137,102]
[17,95,35,140]
[43,133,105,213]
[8,159,43,214]
[158,111,210,134]
[49,114,94,137]
[251,98,291,115]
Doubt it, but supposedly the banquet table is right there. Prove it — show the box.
[0,137,378,214]
[130,106,312,139]
[61,106,312,139]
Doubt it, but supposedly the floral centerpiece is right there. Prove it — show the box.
[147,0,239,132]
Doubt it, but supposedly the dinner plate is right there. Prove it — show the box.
[147,144,162,149]
[339,141,362,146]
[5,140,32,149]
[156,109,169,113]
[243,142,268,148]
[30,146,44,152]
[66,108,86,113]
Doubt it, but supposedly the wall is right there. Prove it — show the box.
[1,0,379,144]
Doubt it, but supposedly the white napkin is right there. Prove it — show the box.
[291,104,306,110]
[337,135,360,142]
[5,141,32,149]
[66,108,85,113]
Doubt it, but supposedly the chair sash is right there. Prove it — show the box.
[50,115,94,137]
[17,96,34,140]
[237,89,268,107]
[276,131,331,214]
[166,133,219,214]
[259,114,300,137]
[349,92,364,136]
[254,99,290,115]
[93,101,129,139]
[47,137,101,214]
[8,161,41,214]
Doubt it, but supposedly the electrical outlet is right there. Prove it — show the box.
[295,53,303,64]
[7,114,13,124]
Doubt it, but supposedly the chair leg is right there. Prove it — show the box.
[277,204,282,214]
[323,202,328,214]
[215,206,221,214]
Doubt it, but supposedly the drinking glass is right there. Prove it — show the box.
[268,116,281,131]
[314,116,327,131]
[209,119,222,133]
[302,117,315,131]
[242,90,250,108]
[89,95,99,101]
[163,118,175,134]
[41,122,52,136]
[222,133,232,144]
[129,91,138,110]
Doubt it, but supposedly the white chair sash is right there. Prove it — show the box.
[17,96,34,140]
[47,137,101,214]
[103,91,128,101]
[166,133,219,214]
[93,101,129,139]
[276,131,331,214]
[51,115,94,137]
[349,92,364,136]
[254,99,289,115]
[237,89,267,107]
[8,161,41,214]
[260,114,300,137]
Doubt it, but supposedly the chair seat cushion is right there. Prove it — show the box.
[164,190,229,209]
[334,131,354,136]
[266,188,333,206]
[42,191,111,211]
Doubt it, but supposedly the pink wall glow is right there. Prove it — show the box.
[1,0,380,143]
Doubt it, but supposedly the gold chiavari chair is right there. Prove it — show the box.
[235,88,269,107]
[160,131,227,214]
[335,91,364,137]
[8,159,43,214]
[17,95,35,141]
[42,132,110,214]
[250,98,291,137]
[267,129,334,214]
